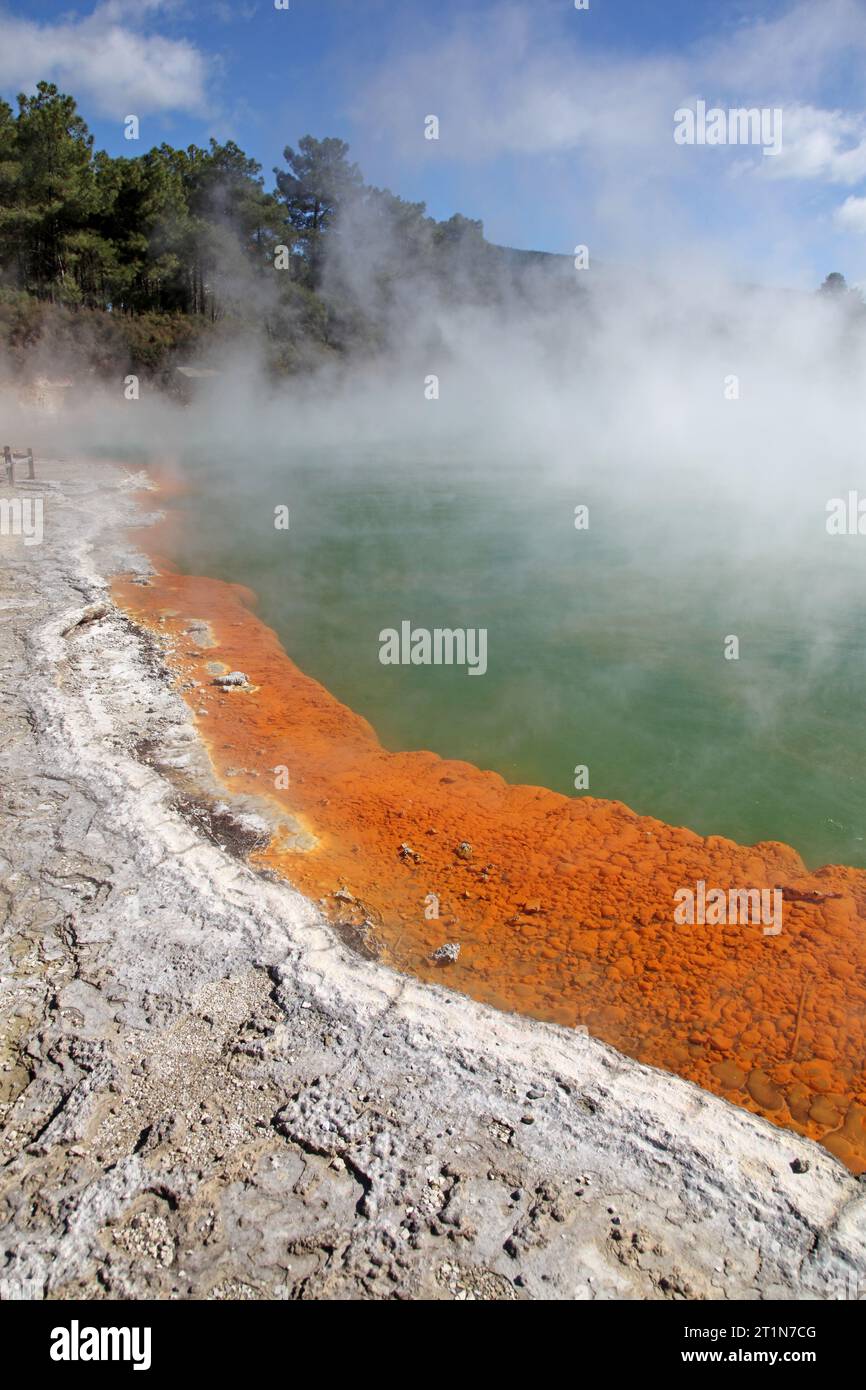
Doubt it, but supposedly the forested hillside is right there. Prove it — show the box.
[0,81,565,385]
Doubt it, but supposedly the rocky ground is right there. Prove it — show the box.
[1,457,865,1301]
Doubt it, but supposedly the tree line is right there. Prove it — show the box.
[0,80,490,335]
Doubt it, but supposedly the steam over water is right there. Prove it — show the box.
[38,274,866,870]
[165,433,866,871]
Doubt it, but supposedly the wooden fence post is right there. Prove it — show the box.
[2,447,36,482]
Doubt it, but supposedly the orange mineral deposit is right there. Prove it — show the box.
[114,537,866,1174]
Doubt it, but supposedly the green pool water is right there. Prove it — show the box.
[161,444,866,870]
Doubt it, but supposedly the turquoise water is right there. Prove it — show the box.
[164,446,866,869]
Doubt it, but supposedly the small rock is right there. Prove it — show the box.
[455,842,473,860]
[213,671,248,688]
[431,942,461,964]
[790,1157,810,1174]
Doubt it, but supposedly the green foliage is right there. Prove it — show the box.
[0,80,500,378]
[819,272,848,296]
[274,135,363,286]
[0,286,207,380]
[1,82,98,301]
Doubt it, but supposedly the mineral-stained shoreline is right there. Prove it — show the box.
[1,458,866,1301]
[116,481,866,1176]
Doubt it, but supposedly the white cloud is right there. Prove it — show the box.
[759,106,866,184]
[0,1,211,118]
[355,0,866,190]
[835,194,866,232]
[354,8,685,166]
[699,0,866,100]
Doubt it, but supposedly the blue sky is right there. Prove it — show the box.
[3,0,866,286]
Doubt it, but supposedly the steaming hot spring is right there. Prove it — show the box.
[106,311,866,1173]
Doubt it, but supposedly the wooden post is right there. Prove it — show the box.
[2,447,35,482]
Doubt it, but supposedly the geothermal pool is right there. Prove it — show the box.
[116,441,866,1172]
[162,444,866,870]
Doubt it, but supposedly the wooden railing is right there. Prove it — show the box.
[2,446,35,483]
